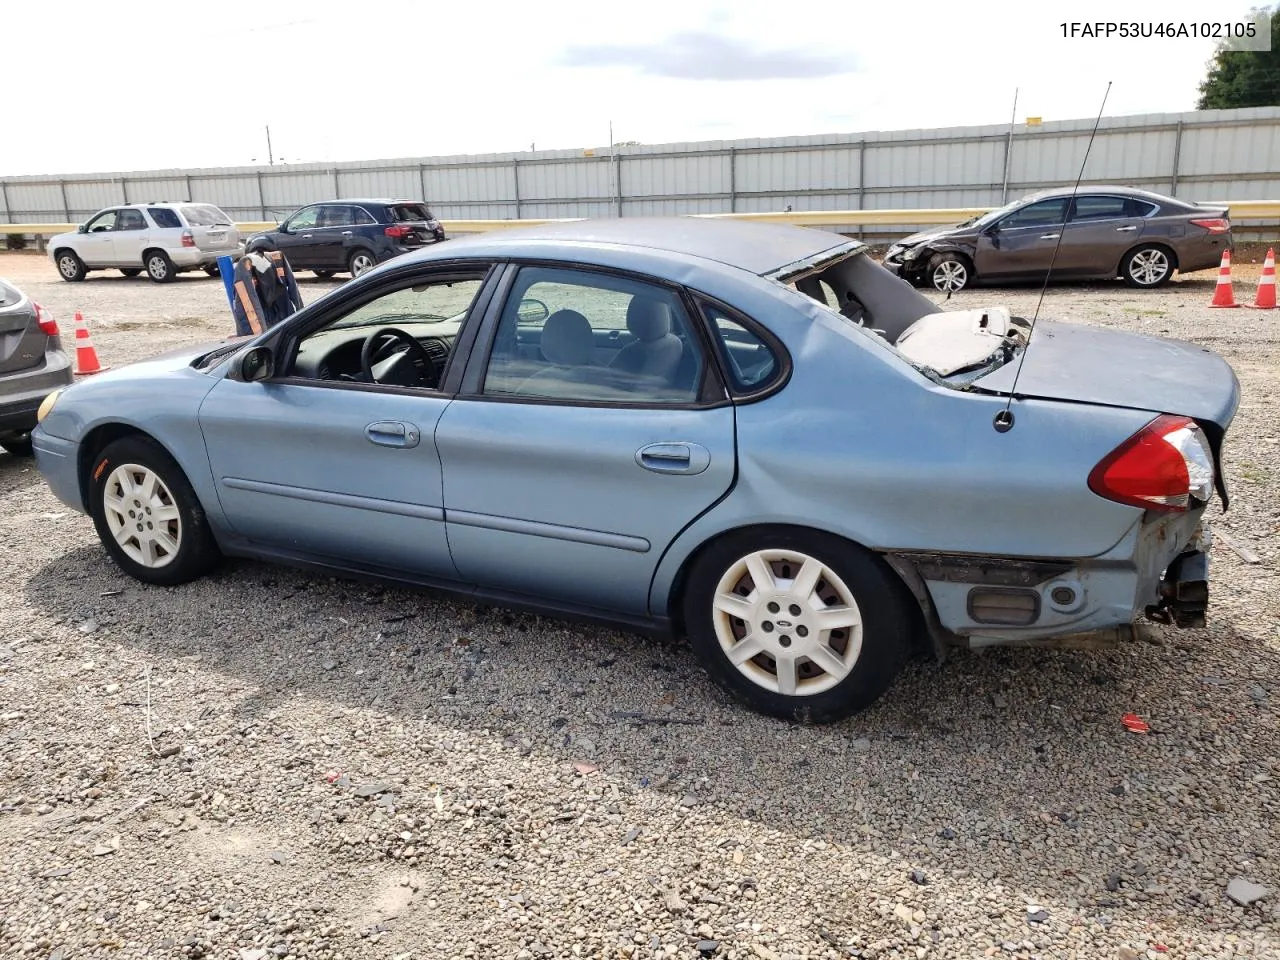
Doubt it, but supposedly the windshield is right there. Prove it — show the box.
[970,200,1025,229]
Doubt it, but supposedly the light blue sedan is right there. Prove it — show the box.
[31,219,1239,721]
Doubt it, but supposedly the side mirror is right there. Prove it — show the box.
[239,346,274,382]
[277,222,290,234]
[77,223,87,234]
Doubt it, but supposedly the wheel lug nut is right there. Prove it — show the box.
[762,622,774,633]
[779,636,792,648]
[789,604,802,616]
[767,602,779,614]
[797,625,809,637]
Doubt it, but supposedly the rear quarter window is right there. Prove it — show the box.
[698,300,786,397]
[389,203,433,222]
[147,207,182,229]
[180,204,232,226]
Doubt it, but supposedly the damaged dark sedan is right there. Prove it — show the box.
[883,186,1232,291]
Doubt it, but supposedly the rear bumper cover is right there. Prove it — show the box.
[888,508,1211,648]
[0,349,74,433]
[172,243,245,268]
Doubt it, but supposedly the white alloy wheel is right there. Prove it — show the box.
[102,463,183,568]
[711,548,864,696]
[58,254,81,279]
[350,251,375,277]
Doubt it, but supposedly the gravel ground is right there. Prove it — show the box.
[1,252,1278,960]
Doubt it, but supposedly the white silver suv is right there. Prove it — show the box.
[48,203,244,283]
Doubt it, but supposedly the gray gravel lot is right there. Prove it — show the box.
[1,252,1278,960]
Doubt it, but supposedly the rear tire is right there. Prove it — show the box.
[87,436,220,586]
[55,250,86,282]
[348,249,376,278]
[203,265,221,277]
[0,433,34,457]
[145,250,177,283]
[1121,245,1174,288]
[681,527,910,722]
[314,270,336,280]
[120,268,142,278]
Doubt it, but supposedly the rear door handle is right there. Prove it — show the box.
[341,230,353,236]
[365,420,420,448]
[1115,225,1138,232]
[302,233,313,239]
[636,441,711,475]
[1039,233,1060,240]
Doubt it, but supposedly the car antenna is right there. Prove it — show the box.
[993,81,1111,434]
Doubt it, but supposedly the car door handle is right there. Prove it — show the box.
[302,233,313,239]
[1039,233,1060,240]
[341,231,353,236]
[365,420,421,449]
[1115,225,1138,232]
[636,442,711,476]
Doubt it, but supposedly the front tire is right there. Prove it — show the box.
[145,250,177,283]
[1121,245,1174,288]
[120,268,142,278]
[56,250,87,282]
[348,249,376,278]
[88,436,220,586]
[927,252,972,292]
[682,528,911,722]
[314,270,336,280]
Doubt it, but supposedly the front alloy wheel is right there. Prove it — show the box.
[683,529,911,722]
[929,253,971,292]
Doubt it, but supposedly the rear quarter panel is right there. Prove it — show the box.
[649,286,1159,613]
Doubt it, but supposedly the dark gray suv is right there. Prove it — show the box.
[883,186,1232,291]
[0,279,74,457]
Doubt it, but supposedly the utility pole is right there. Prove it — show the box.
[265,126,275,166]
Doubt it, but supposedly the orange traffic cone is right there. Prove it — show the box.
[1247,248,1277,310]
[1209,250,1239,308]
[72,311,108,375]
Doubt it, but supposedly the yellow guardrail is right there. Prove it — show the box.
[2,202,1277,238]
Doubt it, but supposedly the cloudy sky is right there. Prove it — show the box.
[2,0,1265,175]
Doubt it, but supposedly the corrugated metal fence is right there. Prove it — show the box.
[3,106,1278,238]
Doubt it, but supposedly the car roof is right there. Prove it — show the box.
[317,198,422,206]
[1019,185,1178,204]
[417,217,863,278]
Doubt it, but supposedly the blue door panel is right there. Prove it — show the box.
[436,399,736,614]
[198,379,456,577]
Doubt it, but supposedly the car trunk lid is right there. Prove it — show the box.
[0,280,48,375]
[970,319,1239,431]
[387,203,440,245]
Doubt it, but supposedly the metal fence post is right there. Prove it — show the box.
[58,180,70,221]
[185,174,193,202]
[615,152,623,218]
[0,181,10,223]
[1170,119,1184,197]
[856,140,866,239]
[256,171,266,220]
[419,163,428,207]
[120,177,129,203]
[512,158,522,219]
[332,167,340,197]
[729,147,737,213]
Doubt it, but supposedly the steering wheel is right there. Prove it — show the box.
[360,327,435,386]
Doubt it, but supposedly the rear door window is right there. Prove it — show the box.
[117,209,147,231]
[316,205,354,228]
[352,206,378,225]
[1071,196,1130,221]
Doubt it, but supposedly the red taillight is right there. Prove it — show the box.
[181,230,196,247]
[384,224,413,239]
[1189,218,1230,234]
[34,303,59,336]
[1088,415,1215,512]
